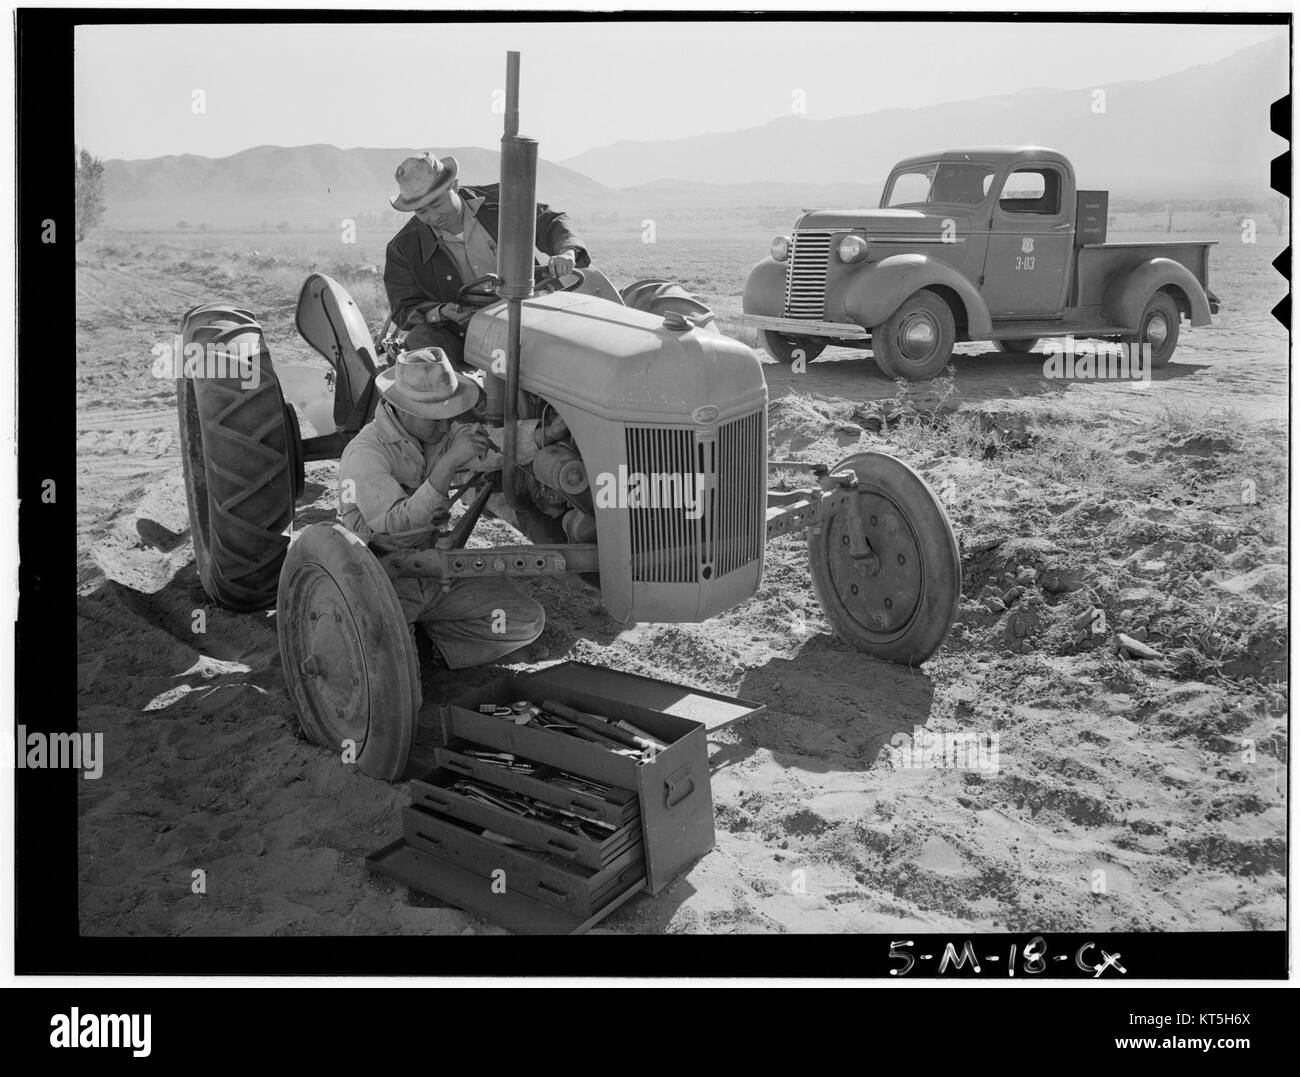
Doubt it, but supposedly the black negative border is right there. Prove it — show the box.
[19,6,1292,977]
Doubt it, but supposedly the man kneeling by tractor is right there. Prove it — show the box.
[339,347,567,667]
[174,52,964,785]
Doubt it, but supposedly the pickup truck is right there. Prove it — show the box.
[738,147,1219,380]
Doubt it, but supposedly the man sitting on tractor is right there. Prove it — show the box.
[383,152,590,364]
[338,347,566,668]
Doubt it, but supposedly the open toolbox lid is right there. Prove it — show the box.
[522,661,765,733]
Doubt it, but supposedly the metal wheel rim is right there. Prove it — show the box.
[1145,312,1169,348]
[824,490,925,639]
[895,312,940,363]
[283,563,370,749]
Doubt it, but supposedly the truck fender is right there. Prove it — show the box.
[742,256,788,317]
[1103,257,1213,329]
[835,254,993,338]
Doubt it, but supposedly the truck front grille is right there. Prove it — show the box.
[626,412,765,584]
[784,230,833,319]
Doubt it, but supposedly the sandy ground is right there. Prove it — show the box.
[76,237,1287,935]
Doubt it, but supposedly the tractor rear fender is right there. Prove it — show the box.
[1102,257,1213,330]
[296,273,381,435]
[742,257,788,317]
[835,254,993,339]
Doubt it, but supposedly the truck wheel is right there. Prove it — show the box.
[1124,292,1180,368]
[807,453,960,665]
[177,308,299,611]
[871,290,956,381]
[992,338,1040,354]
[759,330,826,365]
[277,523,421,782]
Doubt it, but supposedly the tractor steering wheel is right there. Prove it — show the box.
[536,266,586,294]
[456,274,503,308]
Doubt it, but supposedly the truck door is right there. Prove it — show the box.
[981,164,1073,318]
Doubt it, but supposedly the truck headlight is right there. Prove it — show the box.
[837,235,869,263]
[770,235,791,262]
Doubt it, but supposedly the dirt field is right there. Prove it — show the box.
[76,222,1287,935]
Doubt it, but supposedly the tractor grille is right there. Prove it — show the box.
[626,413,765,584]
[784,230,833,319]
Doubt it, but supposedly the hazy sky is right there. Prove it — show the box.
[74,20,1285,162]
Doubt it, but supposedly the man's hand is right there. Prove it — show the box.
[428,303,474,326]
[548,250,578,279]
[427,423,493,494]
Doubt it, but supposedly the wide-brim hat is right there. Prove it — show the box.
[390,152,459,212]
[376,347,479,419]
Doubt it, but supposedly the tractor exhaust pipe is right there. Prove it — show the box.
[498,50,536,509]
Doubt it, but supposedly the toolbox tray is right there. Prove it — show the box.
[368,839,645,936]
[410,766,642,872]
[403,803,644,919]
[432,741,639,829]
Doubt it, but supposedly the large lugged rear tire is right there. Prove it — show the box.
[277,523,420,782]
[871,289,956,381]
[178,305,298,611]
[620,278,717,330]
[808,453,960,665]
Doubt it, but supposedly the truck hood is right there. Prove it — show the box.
[794,208,963,234]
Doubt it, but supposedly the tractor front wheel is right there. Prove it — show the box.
[807,453,960,665]
[277,523,420,782]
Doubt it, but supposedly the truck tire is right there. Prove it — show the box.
[760,331,826,365]
[807,452,960,665]
[277,523,420,782]
[177,311,298,611]
[1123,291,1180,368]
[871,289,956,381]
[992,338,1040,354]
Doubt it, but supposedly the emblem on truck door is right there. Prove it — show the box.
[1021,237,1034,254]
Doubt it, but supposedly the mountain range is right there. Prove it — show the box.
[98,38,1287,231]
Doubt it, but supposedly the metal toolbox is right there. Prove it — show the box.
[401,803,645,919]
[410,766,642,872]
[369,661,763,933]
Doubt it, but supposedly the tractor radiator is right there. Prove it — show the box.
[625,412,765,584]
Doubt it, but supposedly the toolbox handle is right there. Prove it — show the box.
[544,837,580,859]
[442,758,474,775]
[535,880,571,901]
[664,765,696,809]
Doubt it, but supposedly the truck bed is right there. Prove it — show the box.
[1074,240,1215,308]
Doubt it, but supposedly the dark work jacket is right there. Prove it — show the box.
[384,183,590,329]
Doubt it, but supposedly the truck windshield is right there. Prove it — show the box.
[884,162,996,208]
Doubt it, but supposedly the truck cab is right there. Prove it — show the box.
[739,146,1219,380]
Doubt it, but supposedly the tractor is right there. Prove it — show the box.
[175,53,962,781]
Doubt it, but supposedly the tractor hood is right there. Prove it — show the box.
[794,207,970,237]
[462,292,765,426]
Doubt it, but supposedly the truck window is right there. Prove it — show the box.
[998,168,1062,215]
[885,162,996,208]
